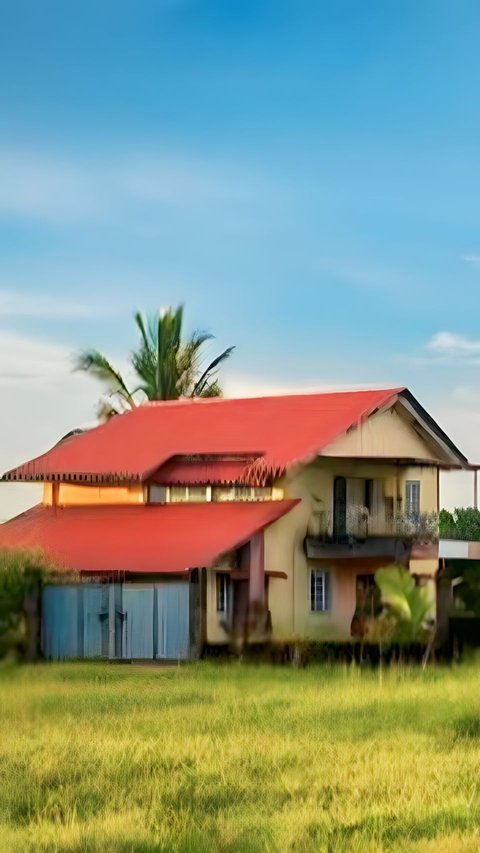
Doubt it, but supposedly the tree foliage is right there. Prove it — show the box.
[75,305,235,419]
[0,549,56,660]
[439,507,480,541]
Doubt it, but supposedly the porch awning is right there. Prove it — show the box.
[0,500,298,574]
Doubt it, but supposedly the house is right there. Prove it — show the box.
[0,388,467,660]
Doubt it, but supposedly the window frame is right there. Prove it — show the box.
[309,569,330,613]
[405,480,421,520]
[216,572,231,614]
[168,485,210,503]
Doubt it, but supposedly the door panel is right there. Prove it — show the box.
[122,585,154,659]
[42,585,82,659]
[333,476,347,540]
[83,585,109,658]
[155,583,190,660]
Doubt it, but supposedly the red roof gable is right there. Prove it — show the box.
[2,389,404,484]
[0,500,298,574]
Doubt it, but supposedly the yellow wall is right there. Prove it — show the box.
[205,458,437,644]
[263,456,439,642]
[322,404,444,462]
[42,483,145,506]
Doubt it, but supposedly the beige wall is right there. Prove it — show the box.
[204,441,441,645]
[323,404,443,462]
[263,454,439,643]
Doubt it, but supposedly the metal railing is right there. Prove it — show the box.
[315,505,438,543]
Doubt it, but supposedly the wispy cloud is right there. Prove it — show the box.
[0,331,73,384]
[224,373,389,398]
[0,148,271,226]
[462,254,480,264]
[0,151,104,223]
[399,331,480,368]
[426,331,480,358]
[0,289,95,319]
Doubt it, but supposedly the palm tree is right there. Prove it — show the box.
[75,305,234,419]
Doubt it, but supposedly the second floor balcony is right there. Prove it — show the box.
[306,503,438,560]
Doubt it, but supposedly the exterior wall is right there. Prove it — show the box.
[42,483,145,506]
[439,540,480,560]
[322,404,442,462]
[202,454,440,645]
[263,455,440,643]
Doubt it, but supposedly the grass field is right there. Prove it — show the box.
[1,662,480,852]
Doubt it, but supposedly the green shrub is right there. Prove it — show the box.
[439,506,480,540]
[0,549,56,661]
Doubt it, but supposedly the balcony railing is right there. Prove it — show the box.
[315,505,438,543]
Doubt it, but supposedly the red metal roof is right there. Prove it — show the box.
[152,456,255,485]
[2,389,403,484]
[0,500,298,574]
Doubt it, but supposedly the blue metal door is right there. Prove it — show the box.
[155,583,190,660]
[83,585,109,658]
[42,585,82,659]
[122,585,154,659]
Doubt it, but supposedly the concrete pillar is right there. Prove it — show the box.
[249,532,265,606]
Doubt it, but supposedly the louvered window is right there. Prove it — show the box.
[310,569,330,612]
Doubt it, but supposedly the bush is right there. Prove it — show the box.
[439,506,480,540]
[0,549,56,661]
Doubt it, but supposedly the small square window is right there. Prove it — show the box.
[212,486,236,502]
[310,569,330,612]
[170,486,189,503]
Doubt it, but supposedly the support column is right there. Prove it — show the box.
[248,531,269,644]
[249,532,265,606]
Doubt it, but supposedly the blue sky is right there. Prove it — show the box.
[1,0,480,514]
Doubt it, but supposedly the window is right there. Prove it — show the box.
[212,485,236,502]
[310,569,330,612]
[149,485,167,504]
[211,485,273,502]
[216,573,230,613]
[169,486,209,503]
[405,481,420,520]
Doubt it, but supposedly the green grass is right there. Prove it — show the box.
[1,661,480,852]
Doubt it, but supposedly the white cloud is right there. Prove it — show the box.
[426,331,480,359]
[462,254,480,264]
[0,331,72,384]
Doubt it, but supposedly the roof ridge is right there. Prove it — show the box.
[140,386,405,408]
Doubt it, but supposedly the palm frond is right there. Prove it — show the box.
[192,346,235,397]
[74,350,135,407]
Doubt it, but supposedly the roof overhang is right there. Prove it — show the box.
[0,500,299,574]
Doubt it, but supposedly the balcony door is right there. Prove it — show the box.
[333,476,347,541]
